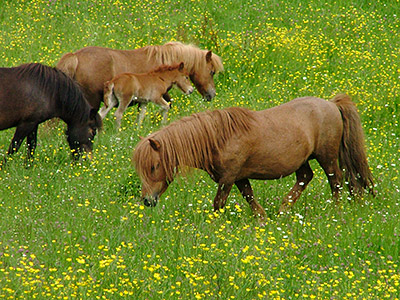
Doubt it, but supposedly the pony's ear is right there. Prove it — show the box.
[178,62,184,71]
[149,138,161,151]
[205,51,212,63]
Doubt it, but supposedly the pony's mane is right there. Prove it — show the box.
[149,63,182,74]
[144,41,224,74]
[15,63,93,124]
[133,107,254,186]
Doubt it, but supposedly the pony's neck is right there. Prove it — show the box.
[157,73,175,91]
[58,99,89,127]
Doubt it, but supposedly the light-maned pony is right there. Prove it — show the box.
[133,94,375,220]
[99,62,193,128]
[56,42,224,110]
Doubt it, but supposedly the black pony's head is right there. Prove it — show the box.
[66,108,102,159]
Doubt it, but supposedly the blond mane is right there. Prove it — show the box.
[133,107,254,185]
[144,41,224,74]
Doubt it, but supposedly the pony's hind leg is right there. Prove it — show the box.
[113,95,131,129]
[317,158,343,202]
[153,97,170,125]
[278,162,314,213]
[136,103,148,128]
[5,123,37,165]
[26,125,39,162]
[235,179,267,220]
[99,91,118,120]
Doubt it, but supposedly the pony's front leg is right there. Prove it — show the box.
[235,179,267,221]
[213,182,233,212]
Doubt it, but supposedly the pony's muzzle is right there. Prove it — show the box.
[204,89,216,101]
[187,87,194,95]
[143,196,158,207]
[81,145,93,159]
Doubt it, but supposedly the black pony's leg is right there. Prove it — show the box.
[7,123,37,157]
[26,125,39,161]
[235,179,267,220]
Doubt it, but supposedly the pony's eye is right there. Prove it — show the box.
[210,70,215,76]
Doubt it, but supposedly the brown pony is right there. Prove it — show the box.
[56,42,224,110]
[99,62,193,128]
[133,94,375,220]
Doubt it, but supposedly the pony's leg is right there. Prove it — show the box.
[162,92,172,103]
[235,179,267,220]
[213,182,233,211]
[26,125,39,161]
[153,97,170,125]
[278,162,314,213]
[136,103,148,128]
[99,94,117,120]
[160,107,170,125]
[6,124,36,161]
[317,159,343,202]
[113,97,130,129]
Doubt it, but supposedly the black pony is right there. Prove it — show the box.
[0,63,102,162]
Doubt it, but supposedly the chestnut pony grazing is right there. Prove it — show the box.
[99,62,194,128]
[56,42,224,110]
[133,94,375,220]
[0,63,102,163]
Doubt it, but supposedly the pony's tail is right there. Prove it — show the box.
[331,94,375,196]
[56,52,78,79]
[103,81,114,108]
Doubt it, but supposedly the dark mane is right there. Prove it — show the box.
[15,63,92,124]
[134,107,255,184]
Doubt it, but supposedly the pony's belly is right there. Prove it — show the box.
[247,169,296,180]
[239,157,305,181]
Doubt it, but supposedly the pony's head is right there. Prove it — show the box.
[133,137,171,207]
[148,42,224,101]
[190,50,222,101]
[66,108,102,159]
[173,62,194,95]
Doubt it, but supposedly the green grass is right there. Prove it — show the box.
[0,0,399,299]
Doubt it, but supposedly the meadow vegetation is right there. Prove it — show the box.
[0,0,399,299]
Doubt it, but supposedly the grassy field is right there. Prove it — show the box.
[0,0,399,299]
